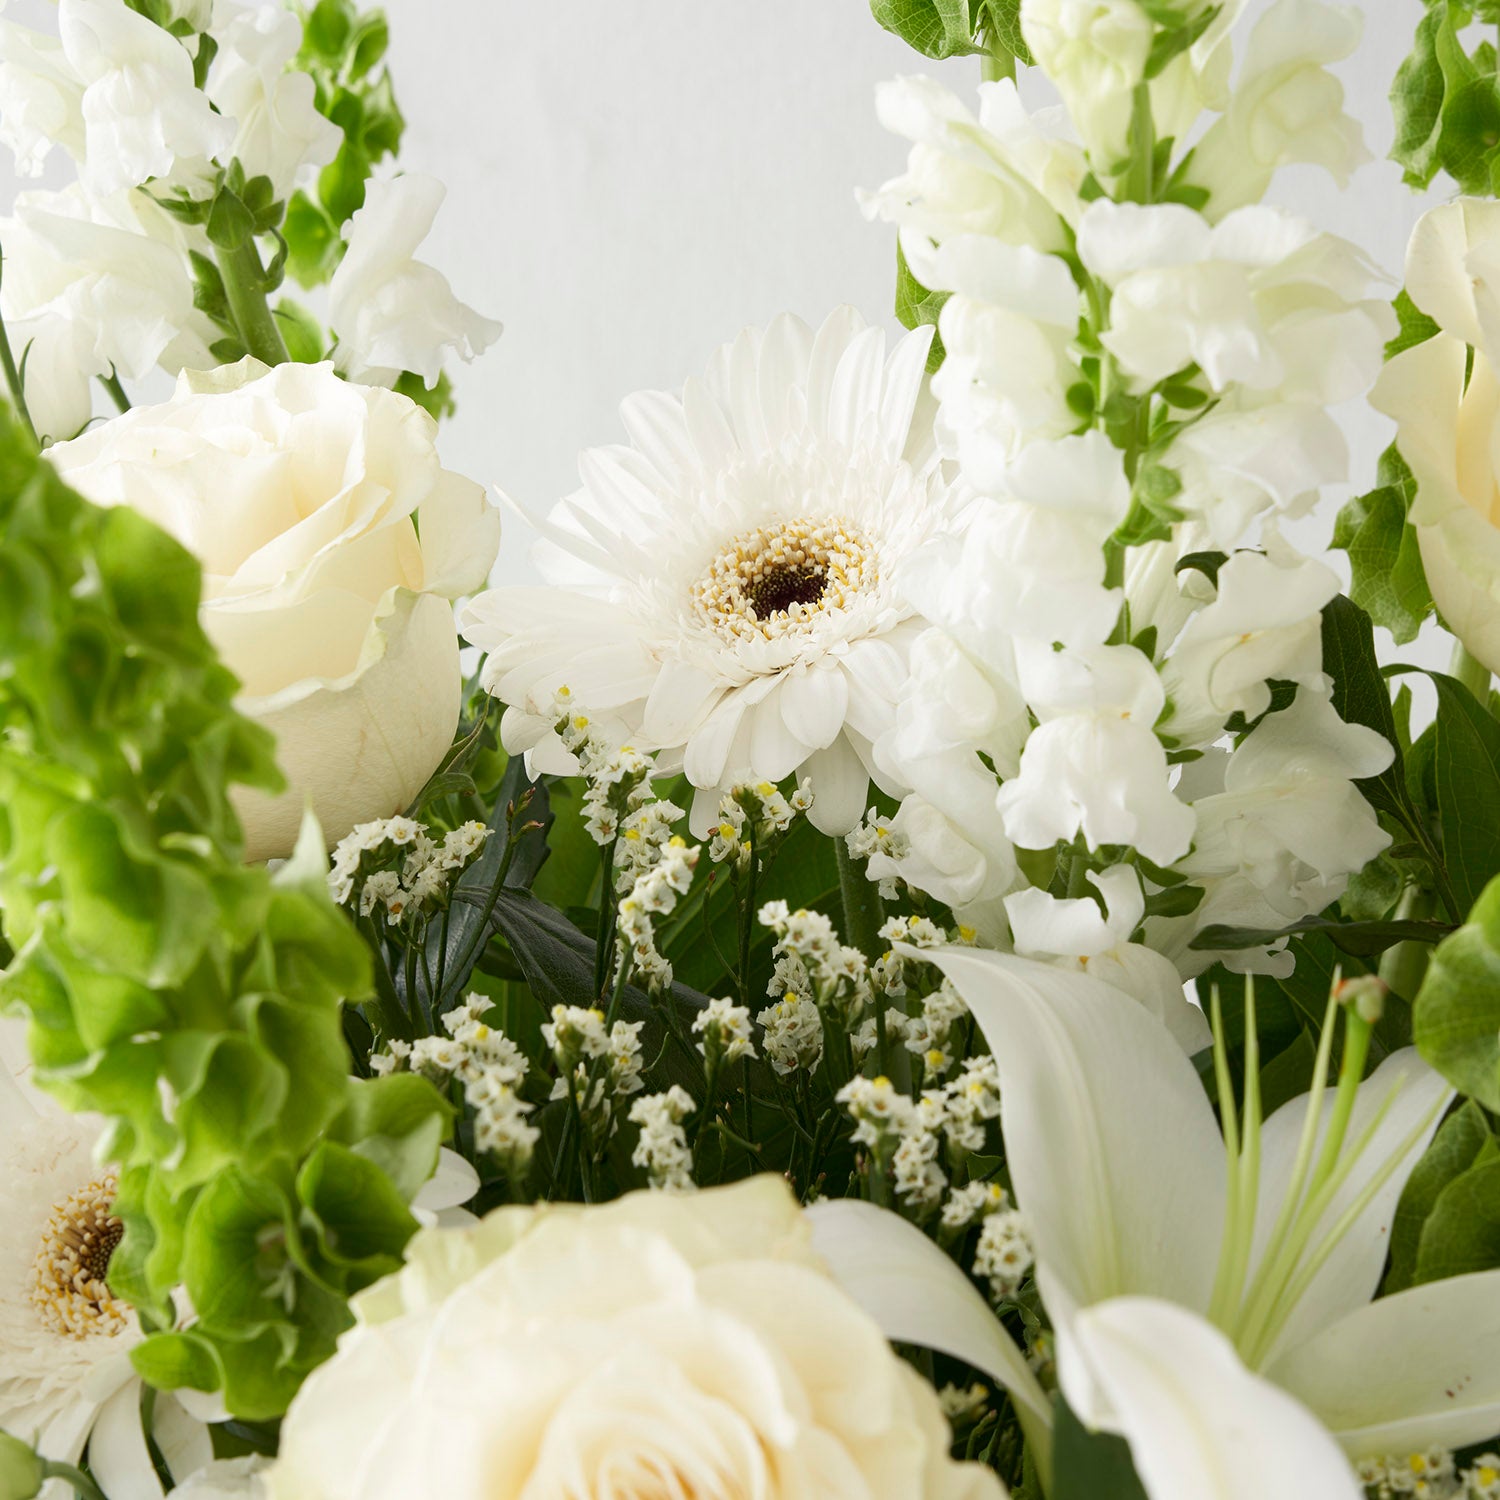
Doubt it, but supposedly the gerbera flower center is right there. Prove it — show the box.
[692,517,876,643]
[30,1174,131,1340]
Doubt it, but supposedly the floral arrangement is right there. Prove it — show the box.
[1,1,1500,1497]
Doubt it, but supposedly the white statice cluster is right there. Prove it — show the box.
[692,998,758,1071]
[373,995,539,1175]
[541,1004,645,1151]
[837,1054,1002,1216]
[627,1085,696,1192]
[849,0,1399,1007]
[328,815,490,928]
[615,838,700,992]
[707,778,814,869]
[0,0,495,441]
[972,1208,1034,1304]
[1357,1449,1500,1500]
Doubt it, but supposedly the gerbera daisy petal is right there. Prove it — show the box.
[464,308,969,831]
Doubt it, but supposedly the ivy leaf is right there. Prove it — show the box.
[1411,1147,1500,1284]
[1414,874,1500,1111]
[1332,447,1433,646]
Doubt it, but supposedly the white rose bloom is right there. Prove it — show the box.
[0,18,86,177]
[58,0,233,197]
[329,174,502,389]
[862,75,1085,257]
[48,360,500,861]
[1373,198,1500,676]
[207,2,342,201]
[264,1178,1006,1500]
[1185,0,1368,218]
[463,309,968,836]
[1020,0,1155,167]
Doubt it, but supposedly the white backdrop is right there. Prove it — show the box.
[372,0,1442,618]
[0,0,1455,671]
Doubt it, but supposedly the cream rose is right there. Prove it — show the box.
[1373,198,1500,678]
[264,1177,1005,1500]
[48,359,499,860]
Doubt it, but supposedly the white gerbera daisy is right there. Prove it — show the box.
[0,1055,212,1497]
[463,308,965,834]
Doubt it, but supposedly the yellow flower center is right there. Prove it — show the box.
[693,517,876,642]
[31,1174,130,1340]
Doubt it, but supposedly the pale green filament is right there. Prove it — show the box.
[1206,977,1447,1370]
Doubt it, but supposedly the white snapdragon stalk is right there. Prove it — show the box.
[206,3,342,201]
[1019,0,1156,168]
[813,951,1500,1498]
[1183,0,1367,218]
[329,175,502,389]
[59,0,232,197]
[0,19,86,177]
[0,183,208,439]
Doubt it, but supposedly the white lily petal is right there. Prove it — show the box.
[806,1198,1052,1436]
[1251,1048,1453,1363]
[1268,1269,1500,1458]
[151,1394,213,1486]
[1065,1297,1360,1500]
[920,946,1225,1312]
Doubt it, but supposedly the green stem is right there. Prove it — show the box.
[101,370,131,413]
[43,1460,110,1500]
[980,28,1017,83]
[216,235,289,366]
[1452,640,1493,705]
[1378,885,1436,1005]
[1125,83,1157,203]
[0,250,37,445]
[836,839,883,962]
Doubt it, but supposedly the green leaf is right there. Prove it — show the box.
[1431,670,1500,912]
[894,243,949,374]
[273,297,326,363]
[1386,1100,1495,1293]
[1331,469,1433,646]
[1143,3,1220,80]
[1387,288,1443,359]
[1052,1394,1148,1500]
[205,188,255,251]
[980,0,1033,65]
[282,191,342,289]
[1321,597,1426,839]
[1189,915,1454,958]
[870,0,986,58]
[1412,1150,1500,1284]
[304,0,355,57]
[1414,874,1500,1109]
[392,369,456,422]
